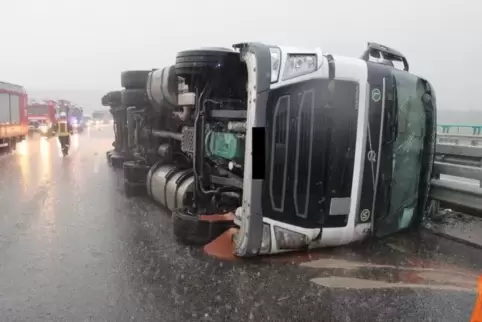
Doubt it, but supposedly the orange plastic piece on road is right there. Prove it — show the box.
[199,212,235,222]
[203,228,239,261]
[470,276,482,322]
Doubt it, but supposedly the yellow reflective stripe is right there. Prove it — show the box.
[58,121,69,135]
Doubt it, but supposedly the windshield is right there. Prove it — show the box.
[57,106,69,114]
[28,105,49,116]
[385,70,427,230]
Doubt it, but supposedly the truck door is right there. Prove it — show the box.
[359,62,432,236]
[374,71,431,236]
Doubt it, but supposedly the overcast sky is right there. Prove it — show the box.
[1,0,481,111]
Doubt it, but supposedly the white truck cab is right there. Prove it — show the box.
[231,42,436,256]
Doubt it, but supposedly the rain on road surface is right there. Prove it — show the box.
[0,126,481,322]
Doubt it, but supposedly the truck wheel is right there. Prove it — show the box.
[4,139,12,153]
[172,209,234,246]
[121,70,151,89]
[124,179,146,197]
[109,153,125,168]
[9,138,17,151]
[175,48,241,78]
[101,91,122,107]
[121,89,149,107]
[106,149,115,162]
[123,161,150,183]
[101,94,110,106]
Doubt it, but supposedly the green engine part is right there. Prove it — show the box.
[205,131,244,161]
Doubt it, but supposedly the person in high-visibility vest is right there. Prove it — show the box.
[52,112,73,149]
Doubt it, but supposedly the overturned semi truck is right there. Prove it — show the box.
[103,42,437,257]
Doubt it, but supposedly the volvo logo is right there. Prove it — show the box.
[371,88,381,102]
[367,150,376,162]
[360,209,371,222]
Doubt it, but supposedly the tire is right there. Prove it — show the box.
[4,139,13,153]
[123,161,150,183]
[172,209,234,246]
[121,89,149,107]
[106,149,115,162]
[124,179,146,197]
[175,48,240,78]
[9,138,17,151]
[109,153,126,168]
[121,70,151,89]
[102,91,122,107]
[101,94,110,106]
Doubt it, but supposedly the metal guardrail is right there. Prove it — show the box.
[432,143,482,215]
[437,133,482,146]
[436,144,482,167]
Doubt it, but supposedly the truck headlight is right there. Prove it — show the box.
[269,47,282,83]
[259,223,272,254]
[283,54,317,80]
[274,226,310,250]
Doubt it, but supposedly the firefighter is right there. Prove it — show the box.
[53,112,73,150]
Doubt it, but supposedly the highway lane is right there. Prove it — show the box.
[0,126,480,321]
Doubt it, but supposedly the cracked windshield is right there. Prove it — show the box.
[0,0,481,321]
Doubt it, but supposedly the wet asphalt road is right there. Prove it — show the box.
[0,126,481,322]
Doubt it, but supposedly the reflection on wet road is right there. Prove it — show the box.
[0,127,480,321]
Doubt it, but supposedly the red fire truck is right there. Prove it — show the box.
[0,81,28,151]
[27,100,57,136]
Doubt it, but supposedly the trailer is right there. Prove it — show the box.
[0,81,28,151]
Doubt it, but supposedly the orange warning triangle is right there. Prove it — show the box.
[470,276,482,322]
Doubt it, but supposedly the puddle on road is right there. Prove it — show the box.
[311,276,477,292]
[302,258,478,292]
[301,258,476,276]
